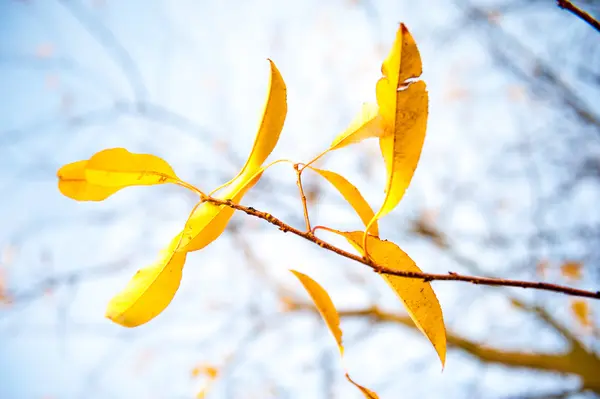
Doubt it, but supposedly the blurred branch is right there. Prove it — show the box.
[557,0,600,33]
[57,0,148,102]
[288,302,600,394]
[458,0,600,131]
[202,196,600,299]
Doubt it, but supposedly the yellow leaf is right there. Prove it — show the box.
[560,261,582,281]
[375,80,428,222]
[329,103,383,151]
[178,60,287,252]
[376,23,423,129]
[290,270,343,356]
[570,299,593,328]
[345,374,380,399]
[105,238,186,327]
[368,24,427,227]
[220,59,287,188]
[342,231,446,366]
[57,160,120,201]
[309,167,379,236]
[290,271,378,396]
[177,171,263,252]
[85,148,180,187]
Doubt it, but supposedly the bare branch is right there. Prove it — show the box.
[557,0,600,34]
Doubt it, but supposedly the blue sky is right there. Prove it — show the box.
[1,0,598,398]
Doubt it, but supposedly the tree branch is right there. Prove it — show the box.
[557,0,600,34]
[289,303,600,393]
[201,196,600,300]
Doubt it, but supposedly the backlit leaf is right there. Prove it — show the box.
[178,60,287,251]
[368,24,427,228]
[375,80,428,222]
[376,23,423,129]
[177,171,263,252]
[329,103,383,151]
[85,148,180,188]
[221,59,287,187]
[342,231,446,367]
[291,269,343,355]
[57,160,120,201]
[105,238,186,327]
[310,167,379,236]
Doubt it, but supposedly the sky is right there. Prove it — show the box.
[1,0,599,398]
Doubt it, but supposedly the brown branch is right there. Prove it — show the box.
[202,196,600,300]
[557,0,600,34]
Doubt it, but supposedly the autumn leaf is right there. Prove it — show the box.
[57,160,121,201]
[309,167,379,236]
[291,270,378,396]
[105,238,186,327]
[570,299,593,329]
[560,261,582,281]
[177,59,286,252]
[85,148,180,187]
[346,373,380,399]
[362,24,427,235]
[329,103,383,151]
[342,231,446,367]
[291,270,343,355]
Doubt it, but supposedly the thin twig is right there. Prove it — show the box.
[557,0,600,34]
[294,163,312,232]
[203,196,600,300]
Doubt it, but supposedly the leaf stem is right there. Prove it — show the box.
[294,163,312,232]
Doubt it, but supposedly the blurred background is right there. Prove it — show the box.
[1,0,599,398]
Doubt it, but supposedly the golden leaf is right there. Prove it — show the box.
[178,59,286,252]
[57,160,120,201]
[290,270,343,355]
[215,59,287,191]
[105,238,186,327]
[177,171,263,252]
[85,148,180,187]
[346,374,380,399]
[570,299,593,329]
[291,270,379,397]
[560,261,582,281]
[342,231,446,366]
[309,167,379,235]
[367,24,427,231]
[329,103,383,151]
[374,80,428,222]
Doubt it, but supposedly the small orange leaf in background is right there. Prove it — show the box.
[570,299,593,329]
[0,267,11,306]
[309,167,379,236]
[560,261,582,281]
[535,259,549,278]
[342,231,446,367]
[191,364,219,379]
